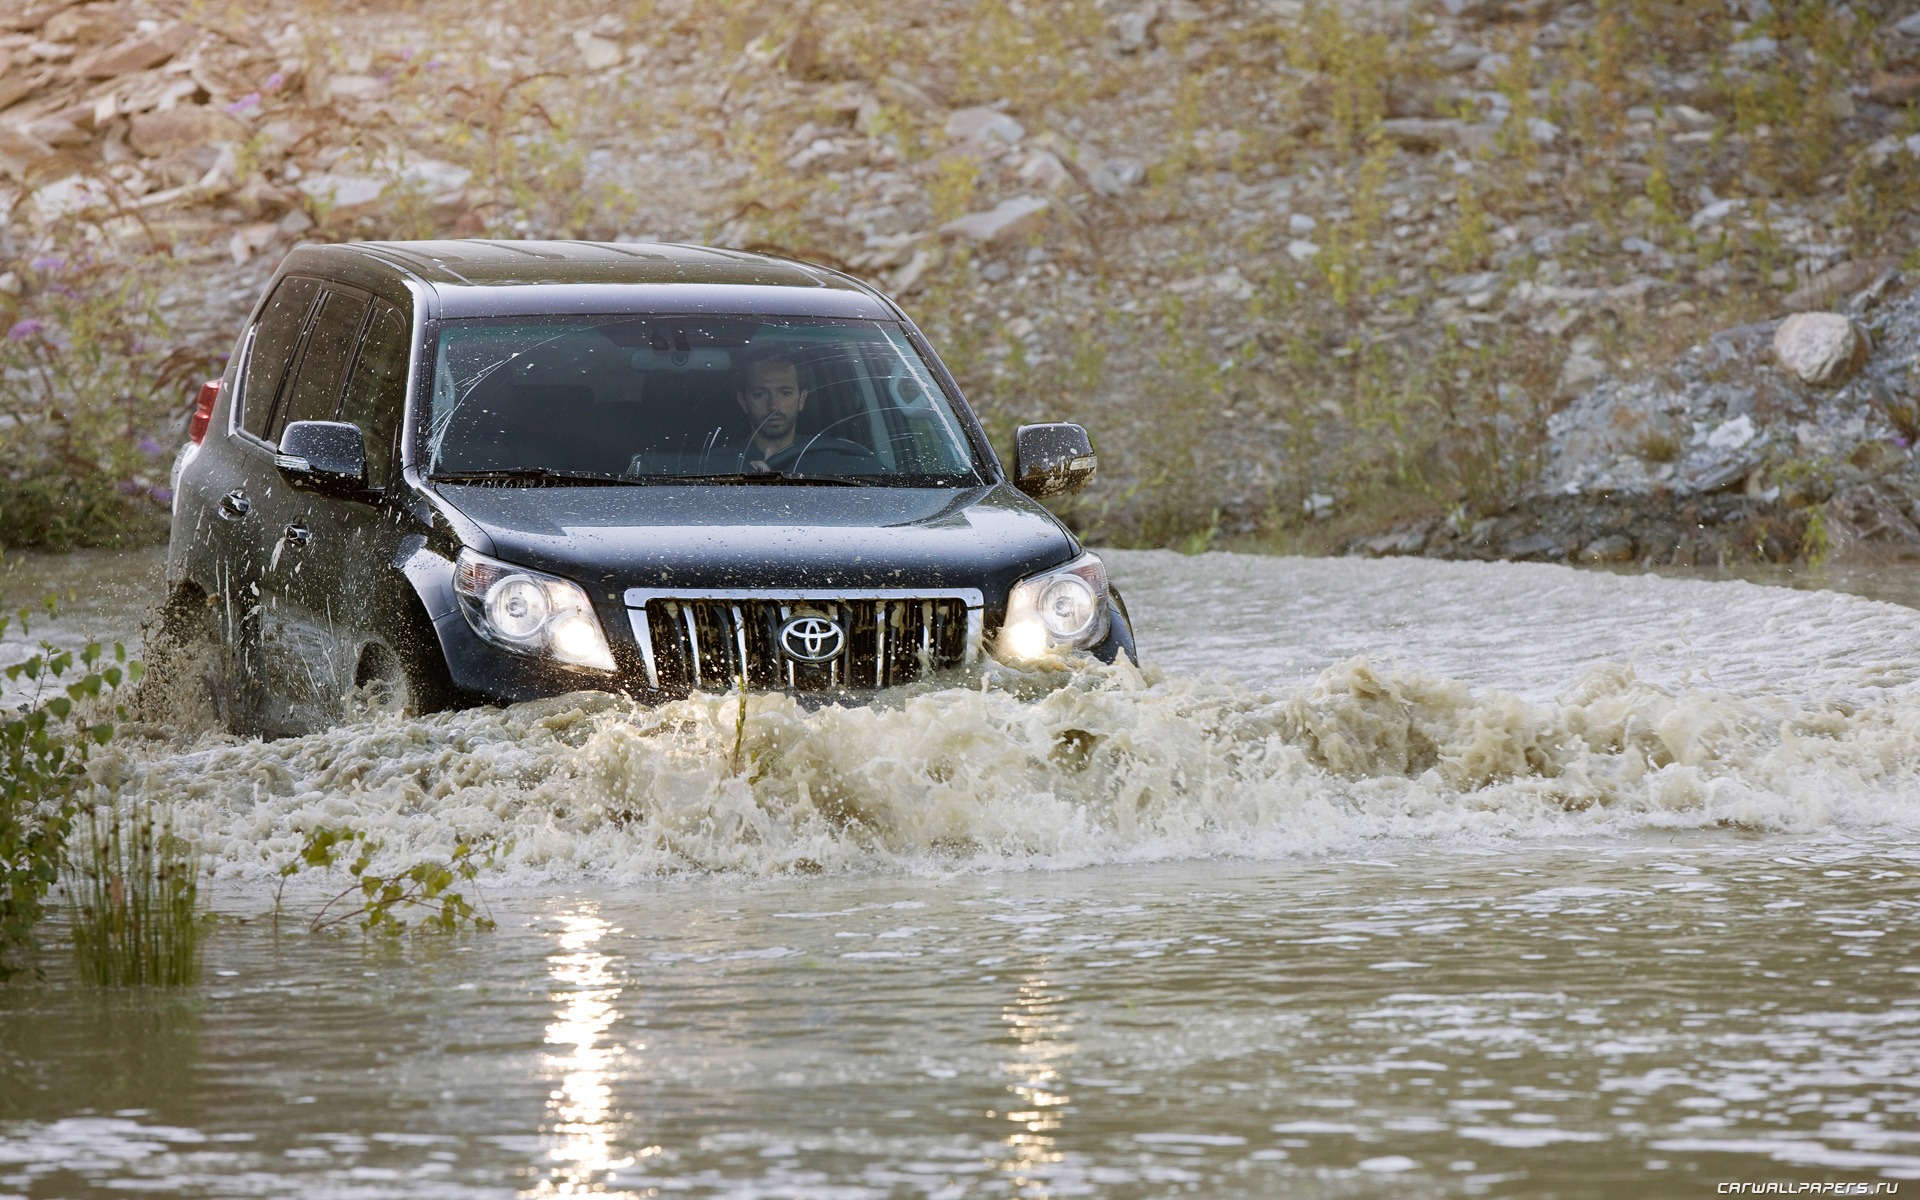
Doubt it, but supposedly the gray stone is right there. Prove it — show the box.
[1773,312,1870,386]
[939,196,1050,246]
[944,106,1023,154]
[1782,259,1900,312]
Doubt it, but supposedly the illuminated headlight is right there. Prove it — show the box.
[996,551,1111,662]
[454,549,615,672]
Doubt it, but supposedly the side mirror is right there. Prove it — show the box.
[276,420,367,494]
[1012,422,1096,498]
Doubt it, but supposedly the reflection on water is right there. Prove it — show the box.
[998,972,1074,1197]
[535,907,649,1197]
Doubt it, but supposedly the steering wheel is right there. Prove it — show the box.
[764,436,884,475]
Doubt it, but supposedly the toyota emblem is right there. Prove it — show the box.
[778,614,845,663]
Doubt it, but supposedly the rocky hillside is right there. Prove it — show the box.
[0,0,1916,555]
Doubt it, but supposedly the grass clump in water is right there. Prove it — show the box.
[1,594,140,982]
[67,801,202,988]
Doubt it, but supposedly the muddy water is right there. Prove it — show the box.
[3,547,1920,1197]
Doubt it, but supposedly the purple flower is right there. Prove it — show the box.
[138,436,164,456]
[400,47,414,61]
[7,318,44,340]
[117,480,141,496]
[226,92,261,115]
[28,255,63,272]
[427,58,446,70]
[264,71,286,92]
[150,486,172,504]
[1895,435,1911,450]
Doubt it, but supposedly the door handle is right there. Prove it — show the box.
[218,489,250,519]
[282,523,311,548]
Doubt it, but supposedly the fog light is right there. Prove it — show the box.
[549,613,603,662]
[485,575,549,639]
[1004,617,1049,661]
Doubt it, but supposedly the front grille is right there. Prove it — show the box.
[623,589,982,694]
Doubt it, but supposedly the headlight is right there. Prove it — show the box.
[997,551,1110,662]
[454,549,615,672]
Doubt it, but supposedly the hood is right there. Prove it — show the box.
[434,482,1077,601]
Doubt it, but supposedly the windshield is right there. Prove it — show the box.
[423,315,983,485]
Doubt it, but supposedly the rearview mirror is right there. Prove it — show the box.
[1012,422,1096,498]
[276,420,367,494]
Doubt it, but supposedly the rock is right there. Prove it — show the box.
[891,247,935,294]
[1580,534,1634,563]
[572,30,624,70]
[326,74,387,103]
[41,3,129,45]
[876,73,939,114]
[944,106,1023,154]
[1688,197,1745,230]
[1084,155,1142,196]
[1379,118,1466,153]
[227,222,279,265]
[1558,349,1607,393]
[1869,71,1920,107]
[938,195,1050,246]
[1782,258,1900,312]
[1773,312,1870,386]
[1113,9,1154,52]
[1504,532,1559,559]
[0,120,53,174]
[69,23,188,78]
[1898,10,1920,37]
[1285,239,1320,261]
[295,172,388,220]
[1016,150,1073,193]
[128,106,245,158]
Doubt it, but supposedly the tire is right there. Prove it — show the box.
[135,583,237,731]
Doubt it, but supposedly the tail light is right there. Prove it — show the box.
[187,379,221,444]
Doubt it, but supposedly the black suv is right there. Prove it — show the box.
[165,240,1134,734]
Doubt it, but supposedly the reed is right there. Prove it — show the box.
[68,801,201,988]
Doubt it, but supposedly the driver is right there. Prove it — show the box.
[731,350,808,472]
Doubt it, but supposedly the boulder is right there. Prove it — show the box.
[296,172,388,219]
[1773,313,1870,386]
[1579,535,1635,563]
[938,195,1050,246]
[128,106,245,157]
[70,23,188,78]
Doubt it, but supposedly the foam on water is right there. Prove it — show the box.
[74,552,1920,882]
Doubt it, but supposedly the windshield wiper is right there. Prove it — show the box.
[429,468,640,486]
[654,472,876,487]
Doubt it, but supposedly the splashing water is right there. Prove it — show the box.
[92,551,1920,883]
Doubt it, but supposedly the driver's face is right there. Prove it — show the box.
[737,362,806,442]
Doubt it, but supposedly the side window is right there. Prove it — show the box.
[240,276,321,440]
[271,290,370,442]
[339,301,411,488]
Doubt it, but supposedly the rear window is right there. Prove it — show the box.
[240,276,321,440]
[423,315,981,486]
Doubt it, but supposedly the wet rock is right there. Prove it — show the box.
[1504,532,1560,560]
[1579,534,1634,563]
[70,23,188,78]
[1782,259,1900,312]
[129,107,245,158]
[938,195,1049,246]
[1773,313,1869,386]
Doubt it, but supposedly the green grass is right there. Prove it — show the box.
[68,800,201,988]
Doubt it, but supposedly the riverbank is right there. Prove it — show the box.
[2,0,1918,555]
